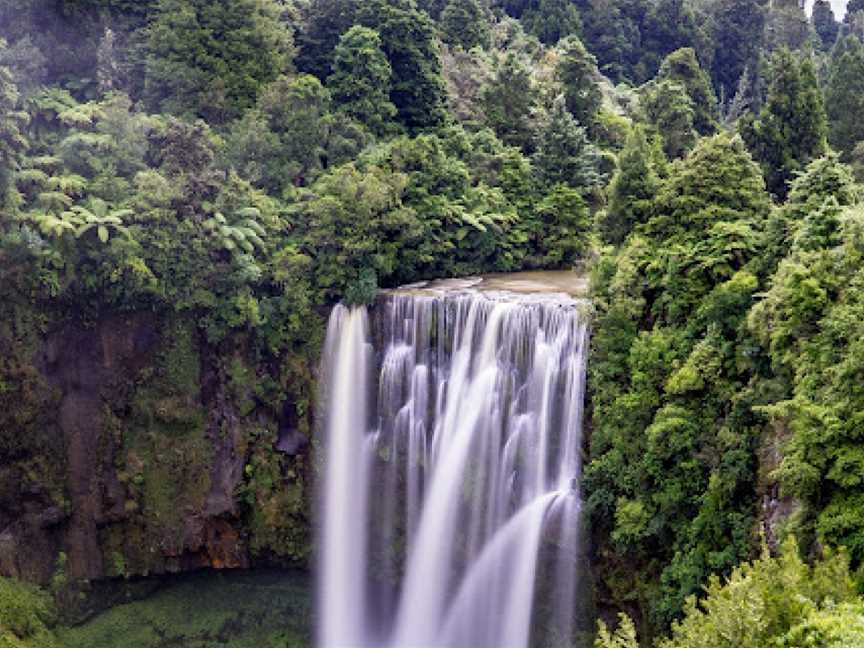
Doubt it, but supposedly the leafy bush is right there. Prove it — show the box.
[0,577,57,648]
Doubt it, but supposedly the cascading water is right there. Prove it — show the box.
[318,276,590,648]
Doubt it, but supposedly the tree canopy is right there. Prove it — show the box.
[2,2,864,646]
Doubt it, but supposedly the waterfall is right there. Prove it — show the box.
[317,281,590,648]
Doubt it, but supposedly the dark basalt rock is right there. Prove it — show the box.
[1,311,312,588]
[276,428,308,455]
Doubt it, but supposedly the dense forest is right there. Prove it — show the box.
[3,0,864,646]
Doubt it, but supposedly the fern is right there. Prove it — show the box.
[15,168,49,187]
[58,102,104,128]
[58,132,111,152]
[28,211,82,238]
[45,174,87,196]
[36,191,73,211]
[27,155,62,170]
[67,201,133,243]
[203,208,267,255]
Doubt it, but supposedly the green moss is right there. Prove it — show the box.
[0,302,68,586]
[108,427,214,566]
[131,322,209,511]
[49,553,68,596]
[238,429,310,562]
[162,323,201,392]
[124,319,205,443]
[97,522,169,579]
[227,355,256,417]
[0,577,58,648]
[97,318,215,572]
[0,310,63,473]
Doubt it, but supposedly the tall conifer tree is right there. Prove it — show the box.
[358,0,447,129]
[327,26,396,135]
[812,0,839,50]
[440,0,491,50]
[658,48,718,136]
[740,49,827,199]
[600,126,661,245]
[825,35,864,158]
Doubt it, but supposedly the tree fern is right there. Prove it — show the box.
[36,191,73,211]
[45,174,87,196]
[202,208,266,255]
[67,200,133,243]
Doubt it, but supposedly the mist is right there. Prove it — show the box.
[804,0,849,18]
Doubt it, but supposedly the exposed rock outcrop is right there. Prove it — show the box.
[0,311,313,586]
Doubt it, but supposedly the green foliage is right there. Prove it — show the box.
[764,0,812,53]
[641,79,697,160]
[812,0,839,51]
[645,134,770,244]
[761,154,859,271]
[440,0,491,50]
[521,0,581,45]
[294,0,358,79]
[749,204,864,565]
[481,52,536,152]
[640,0,704,81]
[233,73,368,192]
[586,134,771,632]
[599,125,661,245]
[568,0,638,83]
[825,35,864,159]
[658,539,858,648]
[533,95,603,192]
[595,613,638,648]
[0,577,57,647]
[69,201,133,243]
[418,0,447,19]
[740,48,827,200]
[343,268,380,307]
[296,161,419,300]
[0,1,103,95]
[708,0,766,104]
[202,207,266,256]
[567,0,707,85]
[357,0,448,130]
[657,48,718,137]
[327,26,397,136]
[295,126,548,296]
[0,39,27,209]
[779,601,864,647]
[556,36,602,129]
[144,0,293,123]
[530,184,591,267]
[439,41,493,128]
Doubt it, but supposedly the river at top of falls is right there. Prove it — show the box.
[317,271,591,648]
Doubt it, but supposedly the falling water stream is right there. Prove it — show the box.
[318,273,590,648]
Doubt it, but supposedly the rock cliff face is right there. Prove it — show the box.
[0,311,314,586]
[757,418,801,553]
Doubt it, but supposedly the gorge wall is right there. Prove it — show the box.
[0,308,315,587]
[0,271,798,641]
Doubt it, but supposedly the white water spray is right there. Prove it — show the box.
[317,278,590,648]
